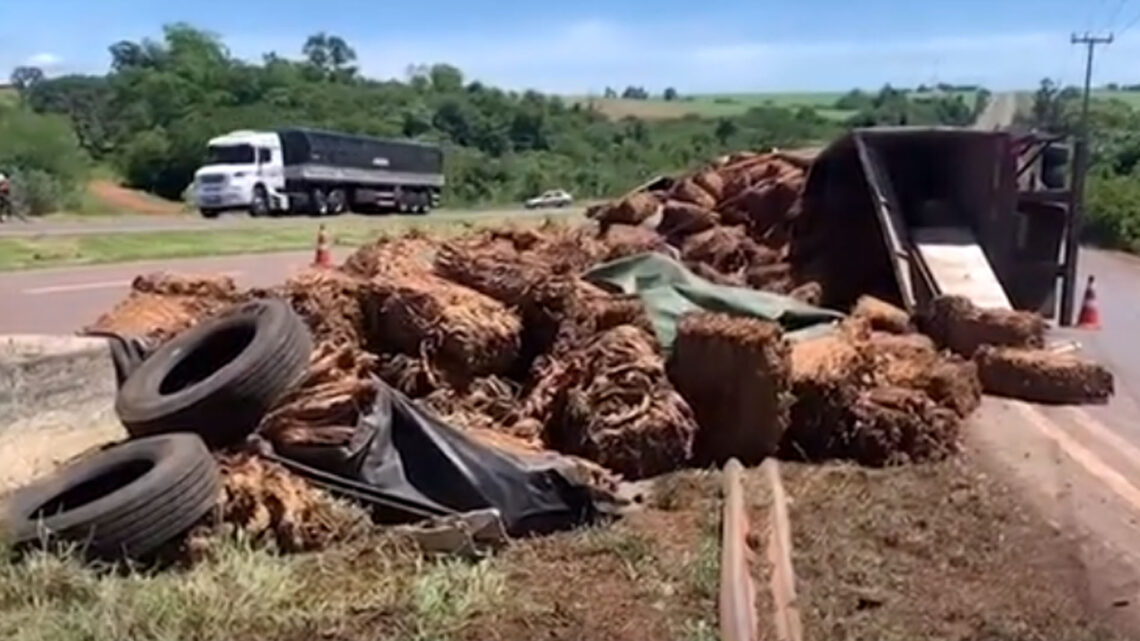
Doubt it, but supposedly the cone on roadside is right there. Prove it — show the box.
[313,224,332,268]
[1077,275,1100,329]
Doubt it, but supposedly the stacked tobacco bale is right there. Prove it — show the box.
[780,297,982,466]
[589,151,809,294]
[917,295,1113,404]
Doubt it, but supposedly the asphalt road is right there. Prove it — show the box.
[974,92,1019,130]
[0,206,580,238]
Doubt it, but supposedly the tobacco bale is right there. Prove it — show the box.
[789,281,823,305]
[975,346,1114,404]
[849,386,962,466]
[687,262,747,287]
[745,262,794,293]
[589,191,661,227]
[670,177,718,210]
[368,271,521,382]
[658,200,719,238]
[86,272,243,341]
[434,240,547,306]
[862,331,981,418]
[730,179,801,234]
[342,231,437,279]
[259,343,379,448]
[680,225,778,275]
[422,376,520,431]
[917,296,1047,357]
[601,224,670,260]
[780,329,870,460]
[274,269,372,347]
[693,170,725,201]
[544,325,697,480]
[852,295,912,334]
[668,312,791,465]
[376,352,436,397]
[216,454,365,553]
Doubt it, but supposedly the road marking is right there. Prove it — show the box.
[25,279,133,294]
[1066,407,1140,473]
[23,270,245,295]
[1011,401,1140,512]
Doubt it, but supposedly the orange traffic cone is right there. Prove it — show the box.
[313,224,332,268]
[1077,275,1100,329]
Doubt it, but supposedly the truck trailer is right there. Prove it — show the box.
[192,128,444,217]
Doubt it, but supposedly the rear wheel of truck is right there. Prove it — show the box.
[309,188,329,216]
[328,189,347,215]
[249,185,269,217]
[199,208,220,219]
[414,191,429,214]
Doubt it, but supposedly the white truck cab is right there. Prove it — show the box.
[193,130,285,217]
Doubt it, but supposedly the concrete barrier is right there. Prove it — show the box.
[0,335,127,492]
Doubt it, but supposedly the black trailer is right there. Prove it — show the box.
[277,128,445,214]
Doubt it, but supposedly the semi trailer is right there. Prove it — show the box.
[192,128,444,217]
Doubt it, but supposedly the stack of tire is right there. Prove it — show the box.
[2,300,312,561]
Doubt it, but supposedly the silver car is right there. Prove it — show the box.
[524,189,573,209]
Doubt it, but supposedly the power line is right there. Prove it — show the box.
[1102,0,1130,30]
[1118,8,1140,37]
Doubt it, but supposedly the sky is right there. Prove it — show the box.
[3,0,1140,94]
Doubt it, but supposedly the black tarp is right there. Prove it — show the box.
[268,380,599,537]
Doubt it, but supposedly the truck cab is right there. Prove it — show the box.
[193,131,285,217]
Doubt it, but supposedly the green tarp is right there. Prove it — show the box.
[583,252,844,351]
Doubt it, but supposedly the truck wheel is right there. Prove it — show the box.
[249,186,269,217]
[309,188,329,216]
[414,192,430,214]
[2,433,221,561]
[199,208,220,219]
[115,299,313,447]
[328,189,347,215]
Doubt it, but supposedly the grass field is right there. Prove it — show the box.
[1092,89,1140,107]
[0,211,579,271]
[0,86,18,107]
[575,90,980,122]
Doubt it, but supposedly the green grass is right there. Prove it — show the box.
[1092,88,1140,107]
[0,86,18,107]
[0,212,579,271]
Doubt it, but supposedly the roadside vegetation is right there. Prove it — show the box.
[1025,79,1140,253]
[6,24,987,219]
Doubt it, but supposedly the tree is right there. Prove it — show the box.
[302,32,357,81]
[663,87,678,101]
[715,118,738,145]
[10,66,45,91]
[621,86,648,100]
[428,64,464,93]
[603,86,617,99]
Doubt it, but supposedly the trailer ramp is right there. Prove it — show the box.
[911,226,1013,310]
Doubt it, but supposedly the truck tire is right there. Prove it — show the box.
[309,188,329,216]
[116,299,313,447]
[250,185,269,217]
[1,433,220,561]
[328,189,347,215]
[199,208,220,219]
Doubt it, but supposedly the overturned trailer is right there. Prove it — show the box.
[798,127,1073,321]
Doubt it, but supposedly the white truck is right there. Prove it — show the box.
[192,128,445,218]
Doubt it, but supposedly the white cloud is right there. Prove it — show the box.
[25,52,62,68]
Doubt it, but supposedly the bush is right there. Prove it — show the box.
[1084,171,1140,251]
[10,168,67,216]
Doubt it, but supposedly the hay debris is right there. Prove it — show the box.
[600,224,670,260]
[669,312,791,464]
[259,342,379,448]
[852,295,912,334]
[658,200,719,238]
[975,346,1114,405]
[216,454,367,553]
[342,231,437,279]
[273,269,372,347]
[589,192,661,228]
[918,296,1047,357]
[669,177,718,210]
[542,325,697,480]
[680,225,778,275]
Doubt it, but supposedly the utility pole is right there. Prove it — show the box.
[1061,32,1113,326]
